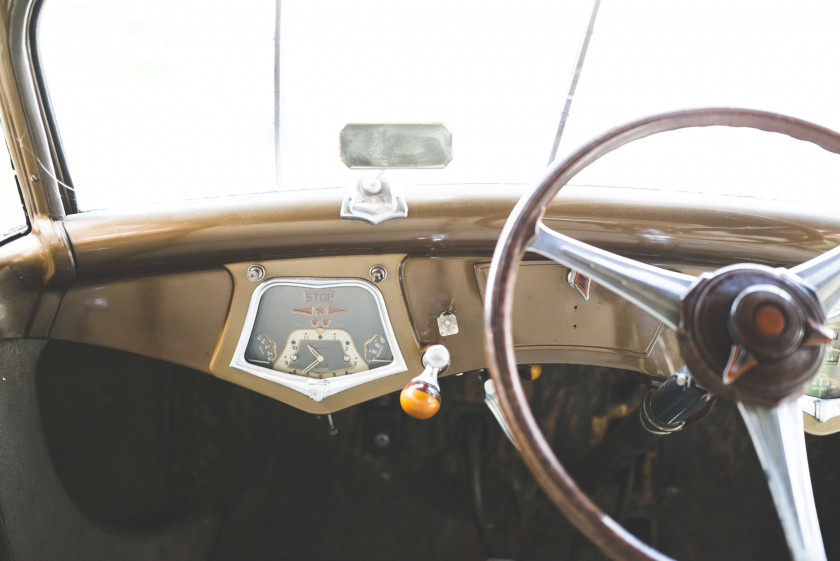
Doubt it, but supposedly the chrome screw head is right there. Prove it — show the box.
[247,264,266,282]
[369,265,387,283]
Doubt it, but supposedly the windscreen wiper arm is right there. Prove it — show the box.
[547,0,601,165]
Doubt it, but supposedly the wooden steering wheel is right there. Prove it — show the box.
[483,109,840,561]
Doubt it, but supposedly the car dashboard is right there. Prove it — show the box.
[38,183,840,428]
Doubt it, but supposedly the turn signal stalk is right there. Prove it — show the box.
[400,345,450,419]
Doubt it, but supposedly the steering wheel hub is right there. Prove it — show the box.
[678,265,827,405]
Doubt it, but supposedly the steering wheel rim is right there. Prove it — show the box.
[483,108,840,561]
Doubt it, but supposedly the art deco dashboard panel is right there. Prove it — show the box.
[230,278,406,402]
[210,254,422,414]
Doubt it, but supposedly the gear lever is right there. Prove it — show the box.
[399,345,450,419]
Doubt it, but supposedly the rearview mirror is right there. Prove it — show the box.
[340,123,452,169]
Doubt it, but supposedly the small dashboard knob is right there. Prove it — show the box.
[400,345,450,419]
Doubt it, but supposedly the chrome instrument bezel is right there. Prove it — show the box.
[230,277,407,402]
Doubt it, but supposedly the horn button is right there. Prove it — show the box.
[678,265,833,406]
[731,285,803,360]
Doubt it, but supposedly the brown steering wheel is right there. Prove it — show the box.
[483,108,840,561]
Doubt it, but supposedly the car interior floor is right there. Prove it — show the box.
[34,340,840,561]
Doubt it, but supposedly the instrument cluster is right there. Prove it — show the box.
[230,278,406,402]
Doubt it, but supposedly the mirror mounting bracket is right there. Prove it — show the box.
[340,177,408,225]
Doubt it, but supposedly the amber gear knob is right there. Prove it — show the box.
[400,345,450,419]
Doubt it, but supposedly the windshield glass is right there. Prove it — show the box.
[37,1,840,210]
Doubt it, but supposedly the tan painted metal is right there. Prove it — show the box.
[402,257,676,380]
[51,270,233,373]
[0,0,74,338]
[0,237,39,339]
[804,414,840,436]
[62,185,840,280]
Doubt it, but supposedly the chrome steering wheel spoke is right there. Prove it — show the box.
[528,222,696,330]
[738,400,827,561]
[791,244,840,313]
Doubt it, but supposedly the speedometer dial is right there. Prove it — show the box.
[275,328,366,377]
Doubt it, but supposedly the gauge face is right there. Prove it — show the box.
[364,334,393,365]
[249,334,278,366]
[243,281,397,379]
[275,328,366,377]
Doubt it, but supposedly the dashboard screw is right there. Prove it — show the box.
[369,265,387,283]
[247,264,266,282]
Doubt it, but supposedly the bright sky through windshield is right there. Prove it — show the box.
[563,1,840,204]
[38,0,840,210]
